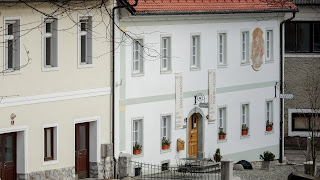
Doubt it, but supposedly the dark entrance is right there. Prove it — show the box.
[0,133,16,180]
[75,123,89,179]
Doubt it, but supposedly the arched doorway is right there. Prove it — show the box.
[187,107,205,158]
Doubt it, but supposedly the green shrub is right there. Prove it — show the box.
[260,151,275,161]
[214,148,222,162]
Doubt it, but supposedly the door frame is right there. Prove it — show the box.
[73,116,100,175]
[0,126,27,176]
[186,107,205,158]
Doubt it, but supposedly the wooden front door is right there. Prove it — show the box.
[188,114,198,158]
[0,133,16,180]
[75,123,89,179]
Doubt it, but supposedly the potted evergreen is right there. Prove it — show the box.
[260,151,275,170]
[241,124,249,136]
[214,148,222,162]
[161,137,171,150]
[266,120,273,132]
[133,143,142,155]
[218,128,226,140]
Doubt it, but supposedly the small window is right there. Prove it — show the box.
[44,127,57,161]
[79,16,92,65]
[44,18,58,68]
[266,101,273,123]
[161,37,171,72]
[241,31,249,63]
[191,35,200,69]
[218,107,227,138]
[292,113,320,131]
[4,19,20,71]
[161,115,171,149]
[266,30,273,61]
[132,119,143,154]
[241,104,249,133]
[133,39,144,74]
[218,33,227,66]
[161,162,169,171]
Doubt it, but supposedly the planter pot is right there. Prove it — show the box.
[133,150,141,155]
[219,135,226,140]
[162,145,170,150]
[266,126,273,132]
[261,161,275,171]
[242,130,248,136]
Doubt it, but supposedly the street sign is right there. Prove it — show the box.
[199,103,209,108]
[279,94,294,99]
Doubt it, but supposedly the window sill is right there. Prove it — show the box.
[132,153,144,158]
[265,131,274,135]
[240,62,250,66]
[218,64,228,68]
[240,135,250,139]
[285,53,320,58]
[190,67,201,71]
[160,149,172,154]
[132,73,144,77]
[3,70,21,75]
[217,139,227,143]
[160,70,172,74]
[78,63,94,69]
[265,60,274,64]
[42,67,59,72]
[43,159,59,166]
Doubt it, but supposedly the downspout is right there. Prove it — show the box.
[111,0,138,178]
[279,11,295,163]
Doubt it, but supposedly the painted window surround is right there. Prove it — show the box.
[42,123,59,166]
[3,16,21,75]
[78,13,94,69]
[217,30,228,68]
[160,34,172,74]
[265,27,274,63]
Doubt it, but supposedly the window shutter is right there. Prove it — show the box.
[168,38,171,70]
[139,40,144,73]
[197,36,200,67]
[14,21,20,70]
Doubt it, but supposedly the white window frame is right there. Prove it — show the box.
[190,33,201,70]
[266,100,273,123]
[160,114,171,151]
[132,38,144,75]
[42,17,59,71]
[42,124,59,166]
[78,14,93,68]
[240,103,250,135]
[160,35,172,73]
[3,17,21,74]
[240,30,250,64]
[266,29,274,62]
[218,31,227,67]
[218,106,227,133]
[132,118,143,155]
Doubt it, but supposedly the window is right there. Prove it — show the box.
[161,115,171,144]
[218,33,227,65]
[266,101,273,123]
[292,113,320,131]
[191,35,200,69]
[44,18,58,68]
[218,107,226,132]
[4,19,20,71]
[132,119,143,152]
[161,36,171,72]
[133,39,143,74]
[266,30,273,61]
[241,31,249,63]
[44,127,54,161]
[285,22,320,53]
[241,104,249,126]
[79,16,92,65]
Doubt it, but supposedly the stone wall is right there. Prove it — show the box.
[90,160,114,179]
[26,166,75,180]
[284,56,320,138]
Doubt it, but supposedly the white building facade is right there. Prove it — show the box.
[114,0,296,166]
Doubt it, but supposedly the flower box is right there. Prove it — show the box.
[266,126,273,132]
[219,135,226,140]
[242,130,248,136]
[133,149,141,155]
[162,145,170,150]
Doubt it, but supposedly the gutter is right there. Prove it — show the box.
[279,11,296,163]
[111,0,138,178]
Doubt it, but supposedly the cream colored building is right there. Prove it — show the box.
[0,1,113,179]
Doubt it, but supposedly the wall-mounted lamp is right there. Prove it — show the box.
[10,113,16,125]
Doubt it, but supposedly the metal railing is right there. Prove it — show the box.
[130,158,221,180]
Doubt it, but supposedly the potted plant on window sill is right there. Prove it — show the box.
[218,128,226,140]
[133,143,142,155]
[241,124,249,136]
[260,151,275,171]
[161,137,171,150]
[266,120,273,132]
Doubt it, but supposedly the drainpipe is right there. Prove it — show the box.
[279,11,295,163]
[111,0,138,178]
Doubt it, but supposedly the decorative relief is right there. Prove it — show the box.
[251,28,264,71]
[208,69,216,122]
[175,72,184,129]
